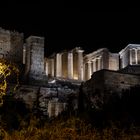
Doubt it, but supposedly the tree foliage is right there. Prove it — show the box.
[0,59,19,106]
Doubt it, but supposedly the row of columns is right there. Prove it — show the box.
[85,56,102,80]
[130,48,140,65]
[47,54,103,81]
[47,49,84,81]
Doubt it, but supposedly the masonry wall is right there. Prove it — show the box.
[0,28,11,59]
[81,69,140,109]
[83,69,140,95]
[109,53,119,70]
[15,85,39,109]
[0,27,23,64]
[14,81,80,117]
[25,36,45,80]
[82,70,105,93]
[103,70,140,92]
[10,32,24,63]
[120,49,130,69]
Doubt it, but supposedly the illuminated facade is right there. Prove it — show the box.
[45,48,119,81]
[83,48,119,80]
[119,44,140,69]
[45,47,84,80]
[1,27,140,82]
[45,45,140,81]
[24,36,45,80]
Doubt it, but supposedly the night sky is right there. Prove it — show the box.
[0,2,140,56]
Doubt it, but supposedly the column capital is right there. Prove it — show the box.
[87,61,92,64]
[76,50,84,53]
[97,56,102,59]
[91,58,96,62]
[130,48,137,50]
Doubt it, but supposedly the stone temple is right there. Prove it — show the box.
[1,27,140,117]
[1,27,140,82]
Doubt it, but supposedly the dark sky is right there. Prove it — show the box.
[0,2,140,56]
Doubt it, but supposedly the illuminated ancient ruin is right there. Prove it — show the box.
[1,27,140,117]
[1,27,140,82]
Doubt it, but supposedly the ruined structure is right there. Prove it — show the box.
[83,69,140,94]
[1,27,140,83]
[83,48,119,80]
[0,27,23,64]
[46,47,84,81]
[46,48,119,81]
[119,44,140,69]
[1,27,140,117]
[24,36,45,80]
[1,27,140,82]
[81,69,140,110]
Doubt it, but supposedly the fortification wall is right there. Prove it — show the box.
[103,70,140,92]
[81,70,140,110]
[83,69,140,95]
[0,28,11,59]
[25,36,45,80]
[0,27,23,63]
[10,32,24,63]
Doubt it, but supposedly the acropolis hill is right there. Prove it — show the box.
[1,27,140,117]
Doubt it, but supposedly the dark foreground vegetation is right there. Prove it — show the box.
[1,116,140,140]
[1,86,140,139]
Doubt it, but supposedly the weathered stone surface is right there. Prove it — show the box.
[81,69,140,110]
[14,85,39,109]
[13,79,80,117]
[0,27,23,64]
[25,36,45,81]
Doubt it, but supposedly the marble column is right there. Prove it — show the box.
[130,49,132,65]
[68,52,73,79]
[51,59,54,77]
[77,50,84,80]
[92,59,96,73]
[83,63,86,81]
[97,56,102,70]
[45,61,48,75]
[87,61,92,80]
[56,53,62,77]
[135,49,138,64]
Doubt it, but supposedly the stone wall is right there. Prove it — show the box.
[81,69,140,109]
[25,36,45,80]
[0,28,11,59]
[119,65,140,75]
[0,27,23,64]
[14,80,80,117]
[15,85,39,109]
[109,53,119,70]
[10,31,24,63]
[82,69,140,108]
[83,69,140,94]
[103,70,140,92]
[47,99,67,117]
